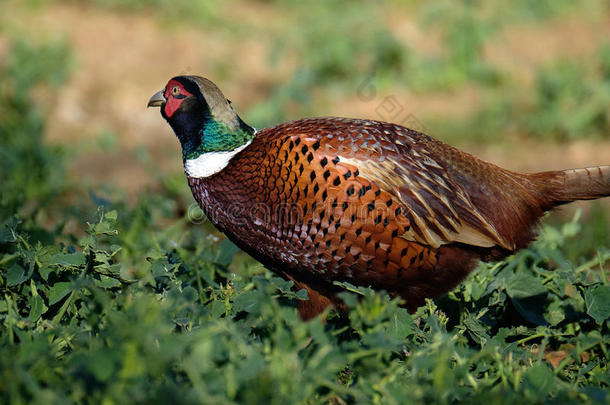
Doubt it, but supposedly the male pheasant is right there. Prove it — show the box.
[148,75,610,320]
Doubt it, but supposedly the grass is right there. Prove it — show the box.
[427,43,610,145]
[525,44,610,141]
[249,0,610,140]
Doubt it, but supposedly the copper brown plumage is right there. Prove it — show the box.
[149,76,610,320]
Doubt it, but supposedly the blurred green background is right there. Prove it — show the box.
[2,0,610,194]
[1,1,609,403]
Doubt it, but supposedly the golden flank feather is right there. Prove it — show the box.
[335,148,509,249]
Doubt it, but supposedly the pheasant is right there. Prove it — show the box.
[148,75,610,320]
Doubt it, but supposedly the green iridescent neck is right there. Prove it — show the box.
[182,116,255,160]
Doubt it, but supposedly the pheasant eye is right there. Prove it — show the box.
[171,86,181,96]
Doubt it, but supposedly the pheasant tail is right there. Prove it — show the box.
[532,165,610,206]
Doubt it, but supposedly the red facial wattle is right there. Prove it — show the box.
[163,79,194,118]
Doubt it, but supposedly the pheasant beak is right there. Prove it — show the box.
[147,90,166,107]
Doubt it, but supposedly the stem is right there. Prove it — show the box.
[516,333,546,345]
[599,251,608,285]
[17,235,30,251]
[195,266,205,304]
[347,348,385,362]
[575,251,610,274]
[0,253,18,266]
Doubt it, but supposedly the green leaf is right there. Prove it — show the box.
[89,351,115,381]
[233,290,260,313]
[269,276,294,293]
[506,272,547,299]
[585,285,610,324]
[334,281,369,295]
[512,296,548,325]
[6,263,28,286]
[463,313,490,345]
[209,299,227,318]
[38,266,53,281]
[546,309,565,326]
[215,238,239,267]
[523,364,555,396]
[387,309,413,340]
[182,286,198,302]
[28,294,47,322]
[50,252,86,267]
[48,282,72,305]
[94,275,121,288]
[0,216,20,243]
[295,288,309,300]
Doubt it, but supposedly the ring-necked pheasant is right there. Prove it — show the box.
[148,75,610,320]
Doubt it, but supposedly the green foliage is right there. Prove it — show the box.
[249,0,407,125]
[0,38,72,218]
[408,1,502,91]
[279,1,405,83]
[525,45,610,141]
[430,44,610,143]
[250,0,504,124]
[56,0,221,25]
[1,205,609,403]
[417,0,600,26]
[251,0,610,128]
[44,0,610,142]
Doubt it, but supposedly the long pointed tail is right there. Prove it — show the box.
[531,165,610,206]
[559,166,610,202]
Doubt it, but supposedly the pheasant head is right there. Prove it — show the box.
[148,76,255,177]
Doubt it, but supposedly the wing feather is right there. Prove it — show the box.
[326,120,513,250]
